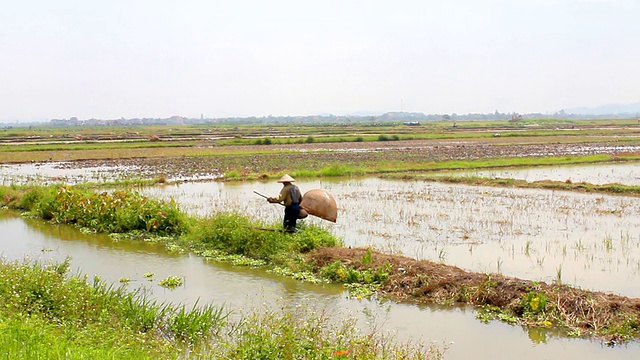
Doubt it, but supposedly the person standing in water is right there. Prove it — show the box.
[267,174,303,232]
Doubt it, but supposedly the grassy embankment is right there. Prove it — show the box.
[0,185,441,359]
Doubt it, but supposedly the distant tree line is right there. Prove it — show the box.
[3,109,639,128]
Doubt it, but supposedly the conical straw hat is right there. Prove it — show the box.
[277,174,296,183]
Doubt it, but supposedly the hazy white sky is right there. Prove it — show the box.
[1,0,638,121]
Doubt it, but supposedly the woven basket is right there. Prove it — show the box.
[300,189,337,223]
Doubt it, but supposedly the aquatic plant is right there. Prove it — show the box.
[159,276,183,289]
[319,260,391,286]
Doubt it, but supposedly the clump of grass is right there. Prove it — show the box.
[0,185,187,235]
[213,302,446,359]
[254,137,272,145]
[223,169,240,179]
[377,134,400,141]
[184,213,340,263]
[317,163,364,177]
[521,291,548,315]
[0,259,229,358]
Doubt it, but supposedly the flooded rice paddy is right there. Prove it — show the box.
[0,161,221,185]
[3,161,640,358]
[138,176,640,299]
[453,162,640,186]
[2,210,639,360]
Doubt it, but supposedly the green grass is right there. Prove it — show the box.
[184,212,340,262]
[0,259,229,359]
[0,185,341,267]
[215,303,444,360]
[0,185,188,235]
[0,259,444,360]
[0,315,168,360]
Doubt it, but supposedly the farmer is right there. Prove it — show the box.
[267,174,303,232]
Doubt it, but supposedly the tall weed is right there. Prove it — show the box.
[24,186,187,235]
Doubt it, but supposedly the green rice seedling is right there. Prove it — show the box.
[524,240,532,257]
[604,234,614,251]
[556,265,563,284]
[362,248,373,266]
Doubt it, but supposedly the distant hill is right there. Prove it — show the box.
[565,102,640,116]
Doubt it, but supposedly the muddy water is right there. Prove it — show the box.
[2,210,638,360]
[3,160,639,186]
[138,177,640,299]
[0,161,219,185]
[451,162,640,185]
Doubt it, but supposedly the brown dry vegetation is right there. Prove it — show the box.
[8,137,640,181]
[310,247,640,344]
